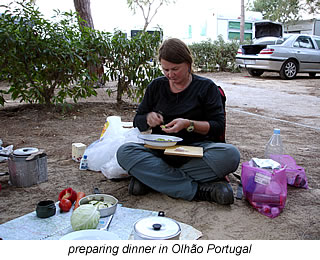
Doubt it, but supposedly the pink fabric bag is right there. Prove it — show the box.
[241,161,287,218]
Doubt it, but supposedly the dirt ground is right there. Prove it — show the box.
[0,70,319,240]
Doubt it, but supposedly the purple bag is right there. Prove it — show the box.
[241,161,287,218]
[270,155,308,189]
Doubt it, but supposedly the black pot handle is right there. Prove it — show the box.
[158,211,165,217]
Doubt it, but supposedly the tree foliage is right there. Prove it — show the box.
[305,0,320,14]
[127,0,174,31]
[0,2,162,106]
[103,30,163,103]
[0,2,101,106]
[249,0,301,24]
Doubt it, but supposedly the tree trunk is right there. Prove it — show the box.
[73,0,94,29]
[116,76,129,103]
[240,0,245,43]
[73,0,105,85]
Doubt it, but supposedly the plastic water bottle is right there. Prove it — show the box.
[79,155,88,170]
[265,128,284,165]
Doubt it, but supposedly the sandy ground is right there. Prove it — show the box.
[0,70,319,240]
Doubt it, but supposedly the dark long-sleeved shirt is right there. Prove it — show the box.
[134,74,225,144]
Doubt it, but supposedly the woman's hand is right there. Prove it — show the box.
[161,118,189,133]
[146,112,163,128]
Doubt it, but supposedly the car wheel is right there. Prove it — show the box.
[247,69,264,77]
[280,60,298,79]
[309,73,316,78]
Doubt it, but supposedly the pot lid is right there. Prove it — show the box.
[134,216,181,240]
[13,147,39,156]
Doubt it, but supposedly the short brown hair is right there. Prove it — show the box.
[158,38,193,68]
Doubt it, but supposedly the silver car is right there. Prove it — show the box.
[236,22,320,79]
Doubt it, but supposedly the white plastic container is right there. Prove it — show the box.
[79,155,88,170]
[265,128,284,164]
[72,143,87,162]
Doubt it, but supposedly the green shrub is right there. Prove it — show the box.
[103,30,162,103]
[0,2,103,106]
[188,40,217,72]
[189,36,240,72]
[0,2,162,106]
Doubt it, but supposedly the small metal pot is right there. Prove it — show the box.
[36,200,56,218]
[6,147,47,187]
[133,212,181,240]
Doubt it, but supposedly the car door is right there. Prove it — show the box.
[292,36,320,71]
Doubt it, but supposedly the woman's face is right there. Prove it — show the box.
[160,59,190,85]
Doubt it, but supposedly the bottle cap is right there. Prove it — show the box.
[83,155,87,159]
[273,129,280,134]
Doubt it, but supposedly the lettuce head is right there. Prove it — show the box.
[71,204,100,231]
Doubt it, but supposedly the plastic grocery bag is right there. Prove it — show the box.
[270,154,308,189]
[84,116,142,179]
[0,145,13,162]
[241,159,287,218]
[101,127,142,179]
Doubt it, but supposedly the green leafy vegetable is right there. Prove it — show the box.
[71,204,100,231]
[156,138,172,141]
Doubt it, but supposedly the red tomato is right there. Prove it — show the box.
[59,199,72,212]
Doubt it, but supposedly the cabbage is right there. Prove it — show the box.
[71,204,100,231]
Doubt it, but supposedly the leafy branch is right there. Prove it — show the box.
[127,0,174,31]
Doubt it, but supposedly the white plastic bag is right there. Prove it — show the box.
[0,145,13,162]
[84,116,142,179]
[84,116,123,171]
[100,154,128,179]
[101,127,142,179]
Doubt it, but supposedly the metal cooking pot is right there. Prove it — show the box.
[79,193,118,218]
[0,147,40,160]
[0,147,48,187]
[133,212,181,240]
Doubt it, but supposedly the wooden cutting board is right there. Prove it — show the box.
[165,146,203,157]
[144,144,203,157]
